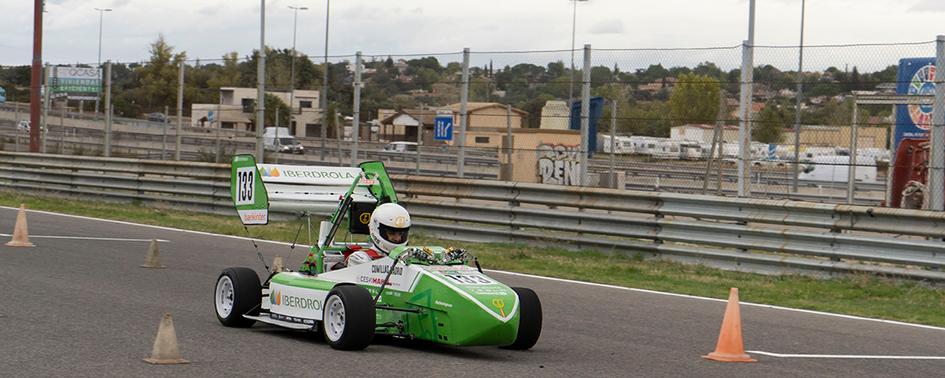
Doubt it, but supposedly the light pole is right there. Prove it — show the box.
[320,0,331,160]
[288,5,308,132]
[791,0,806,193]
[94,7,111,114]
[568,0,588,123]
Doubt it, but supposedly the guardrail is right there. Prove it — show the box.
[1,151,943,281]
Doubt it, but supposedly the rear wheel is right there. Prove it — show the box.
[322,285,375,350]
[214,267,261,328]
[502,287,542,350]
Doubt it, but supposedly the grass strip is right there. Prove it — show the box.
[2,190,944,327]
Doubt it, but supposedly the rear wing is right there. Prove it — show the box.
[230,155,397,226]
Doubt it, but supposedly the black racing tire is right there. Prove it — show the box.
[322,285,376,350]
[501,287,542,350]
[214,267,261,328]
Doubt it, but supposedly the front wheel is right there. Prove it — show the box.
[322,285,376,350]
[214,267,261,328]
[502,287,542,350]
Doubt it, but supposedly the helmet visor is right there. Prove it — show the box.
[378,223,409,245]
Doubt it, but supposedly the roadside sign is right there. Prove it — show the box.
[50,66,102,101]
[0,87,6,104]
[434,111,453,141]
[208,110,216,122]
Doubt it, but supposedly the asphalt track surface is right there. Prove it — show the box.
[1,206,944,377]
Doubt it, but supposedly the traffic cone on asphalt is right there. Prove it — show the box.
[143,312,189,365]
[703,288,756,363]
[5,204,34,247]
[271,256,284,273]
[140,239,166,269]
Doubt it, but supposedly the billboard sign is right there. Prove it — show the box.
[51,66,102,101]
[894,57,935,151]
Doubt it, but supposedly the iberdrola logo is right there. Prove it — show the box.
[260,167,281,177]
[271,290,281,305]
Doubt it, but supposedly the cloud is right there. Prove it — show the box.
[910,0,945,12]
[588,19,623,34]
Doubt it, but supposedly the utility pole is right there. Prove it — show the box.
[29,0,44,152]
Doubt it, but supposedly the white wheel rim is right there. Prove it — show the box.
[324,295,346,342]
[215,276,235,318]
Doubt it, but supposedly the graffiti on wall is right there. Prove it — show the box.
[536,143,582,186]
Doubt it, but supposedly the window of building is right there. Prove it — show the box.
[299,100,313,109]
[475,137,490,144]
[241,98,255,113]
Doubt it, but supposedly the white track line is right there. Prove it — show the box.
[4,205,945,333]
[0,233,168,242]
[748,350,945,360]
[0,206,304,247]
[484,270,945,333]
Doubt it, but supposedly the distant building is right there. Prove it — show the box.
[190,87,321,137]
[378,102,529,145]
[671,124,740,143]
[540,100,570,130]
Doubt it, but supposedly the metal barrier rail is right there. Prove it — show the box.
[1,151,943,280]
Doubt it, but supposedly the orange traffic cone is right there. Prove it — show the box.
[143,312,189,365]
[703,288,756,362]
[140,239,166,269]
[5,204,34,247]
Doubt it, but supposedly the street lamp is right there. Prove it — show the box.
[568,0,588,120]
[288,5,308,131]
[94,7,112,114]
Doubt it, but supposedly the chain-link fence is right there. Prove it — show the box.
[2,40,943,208]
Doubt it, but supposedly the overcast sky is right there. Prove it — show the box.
[2,0,945,70]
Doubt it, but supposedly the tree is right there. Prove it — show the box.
[668,73,720,126]
[136,34,187,112]
[754,101,790,143]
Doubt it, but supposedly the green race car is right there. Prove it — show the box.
[214,155,542,351]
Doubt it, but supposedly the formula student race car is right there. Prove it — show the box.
[214,155,542,350]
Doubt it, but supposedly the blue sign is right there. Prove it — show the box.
[434,115,453,141]
[894,57,935,152]
[0,87,5,104]
[569,97,604,156]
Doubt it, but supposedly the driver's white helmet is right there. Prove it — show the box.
[369,203,411,254]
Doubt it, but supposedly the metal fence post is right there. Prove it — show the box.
[104,61,112,157]
[609,99,616,187]
[847,95,858,204]
[416,104,422,175]
[162,105,168,159]
[42,62,50,154]
[352,51,362,167]
[257,0,267,162]
[792,0,806,193]
[931,35,945,210]
[175,60,184,161]
[737,40,753,197]
[580,44,591,186]
[458,47,470,178]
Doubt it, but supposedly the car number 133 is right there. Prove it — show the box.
[235,168,255,205]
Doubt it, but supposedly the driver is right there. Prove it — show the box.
[346,203,411,266]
